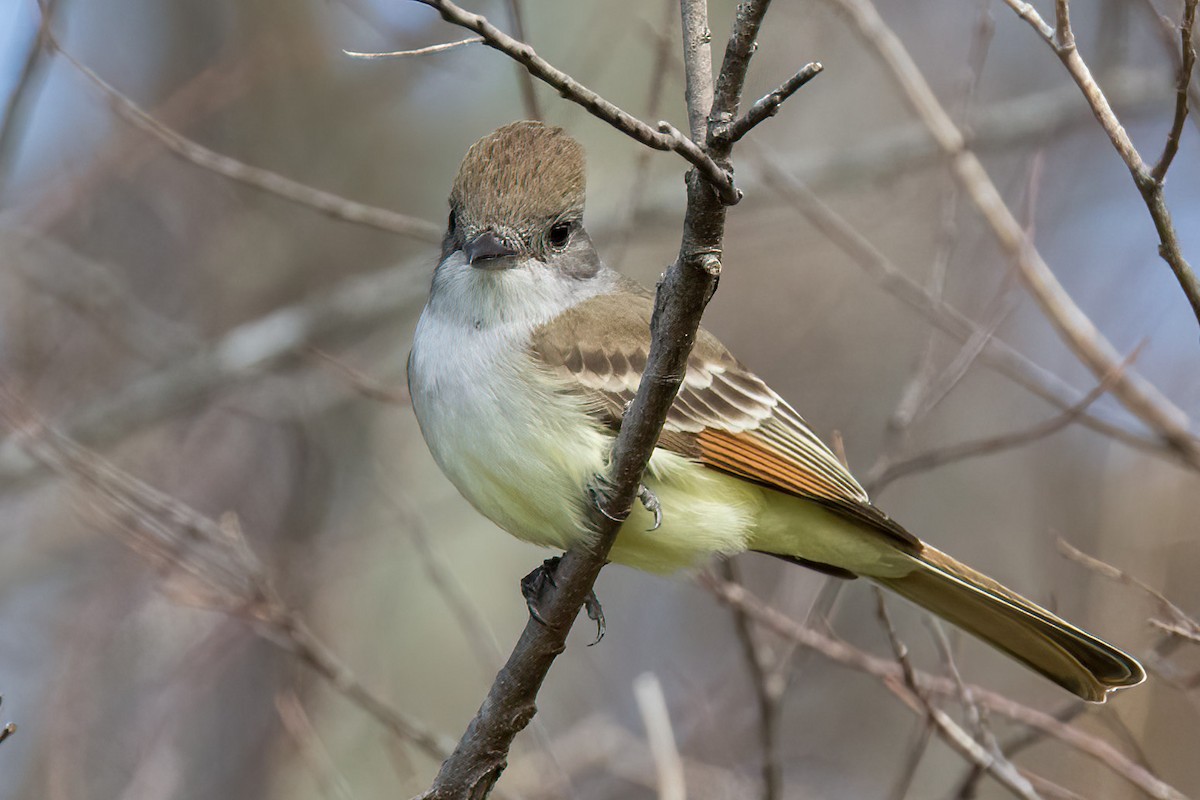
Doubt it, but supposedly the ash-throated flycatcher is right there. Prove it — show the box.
[408,120,1144,701]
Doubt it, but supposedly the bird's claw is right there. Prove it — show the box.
[520,556,606,645]
[637,484,662,531]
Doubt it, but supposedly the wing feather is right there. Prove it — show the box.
[530,289,916,548]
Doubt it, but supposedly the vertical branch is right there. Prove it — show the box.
[680,0,715,141]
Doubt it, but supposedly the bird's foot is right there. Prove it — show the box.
[587,474,662,531]
[520,556,606,645]
[637,484,662,531]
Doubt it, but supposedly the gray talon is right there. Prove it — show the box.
[638,484,662,531]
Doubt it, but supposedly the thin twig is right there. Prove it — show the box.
[1150,0,1197,180]
[1003,0,1200,329]
[343,37,483,58]
[502,0,543,120]
[874,592,1044,800]
[1057,538,1200,640]
[865,344,1140,492]
[43,28,440,242]
[721,560,782,800]
[275,690,356,800]
[727,62,824,142]
[412,0,740,204]
[701,576,1184,800]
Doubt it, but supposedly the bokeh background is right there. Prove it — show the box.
[0,0,1198,797]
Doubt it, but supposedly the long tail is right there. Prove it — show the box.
[874,545,1145,702]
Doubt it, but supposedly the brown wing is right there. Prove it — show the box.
[531,288,918,549]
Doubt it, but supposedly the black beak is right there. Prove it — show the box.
[466,231,518,268]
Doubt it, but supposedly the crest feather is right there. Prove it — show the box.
[451,121,586,231]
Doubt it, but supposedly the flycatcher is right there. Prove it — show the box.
[408,120,1144,702]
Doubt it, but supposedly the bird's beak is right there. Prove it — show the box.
[466,231,518,269]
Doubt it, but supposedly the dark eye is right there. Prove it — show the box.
[548,221,571,248]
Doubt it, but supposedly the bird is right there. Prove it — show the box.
[407,119,1145,702]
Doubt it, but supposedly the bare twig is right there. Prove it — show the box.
[412,0,741,203]
[874,592,1043,800]
[865,344,1140,492]
[701,576,1185,800]
[721,560,782,800]
[43,28,441,242]
[822,0,1200,466]
[1003,0,1200,329]
[343,37,483,58]
[308,348,411,406]
[727,62,824,142]
[1058,538,1200,642]
[632,674,686,800]
[1150,0,1197,179]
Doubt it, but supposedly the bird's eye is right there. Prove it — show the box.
[548,221,572,248]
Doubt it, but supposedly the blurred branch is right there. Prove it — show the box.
[1003,0,1200,330]
[0,0,57,195]
[816,0,1200,468]
[753,153,1184,466]
[0,404,457,766]
[864,343,1140,493]
[344,36,483,58]
[632,673,686,800]
[0,260,428,485]
[42,26,441,242]
[1137,0,1200,136]
[721,560,782,800]
[874,593,1043,800]
[501,0,543,120]
[1058,538,1200,644]
[412,0,744,204]
[417,3,806,796]
[275,691,356,800]
[701,575,1187,800]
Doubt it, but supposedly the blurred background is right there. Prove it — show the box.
[0,0,1198,797]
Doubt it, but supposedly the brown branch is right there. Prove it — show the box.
[824,0,1200,467]
[417,3,789,796]
[680,0,715,142]
[701,576,1187,800]
[42,27,441,242]
[727,62,824,143]
[412,0,741,204]
[1150,0,1197,180]
[1003,0,1200,330]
